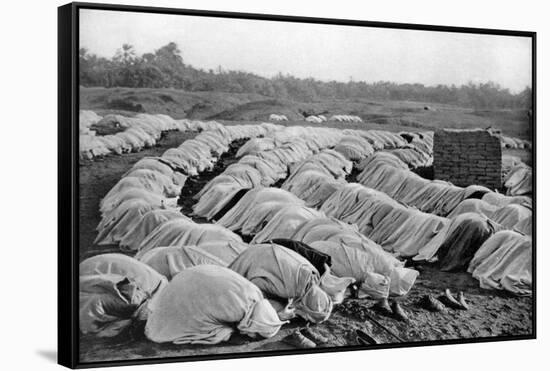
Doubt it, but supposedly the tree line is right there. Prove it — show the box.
[79,42,532,109]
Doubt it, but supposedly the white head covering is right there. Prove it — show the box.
[238,298,288,338]
[295,284,333,323]
[358,272,390,299]
[319,265,356,304]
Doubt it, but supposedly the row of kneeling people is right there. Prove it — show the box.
[80,111,192,160]
[357,152,532,215]
[189,144,531,295]
[94,124,280,247]
[309,153,530,292]
[209,183,531,296]
[192,127,345,219]
[192,129,433,222]
[191,134,530,259]
[79,110,274,160]
[80,230,410,343]
[335,130,433,168]
[82,135,531,344]
[278,149,532,294]
[84,137,420,341]
[305,115,327,123]
[329,115,362,123]
[337,129,433,169]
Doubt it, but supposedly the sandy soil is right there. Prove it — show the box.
[78,129,533,364]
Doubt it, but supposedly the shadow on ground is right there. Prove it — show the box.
[36,350,57,363]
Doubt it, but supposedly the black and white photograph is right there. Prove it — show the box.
[63,2,534,368]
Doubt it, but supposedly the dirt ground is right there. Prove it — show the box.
[78,128,533,364]
[80,87,532,139]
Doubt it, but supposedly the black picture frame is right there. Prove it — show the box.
[58,2,536,368]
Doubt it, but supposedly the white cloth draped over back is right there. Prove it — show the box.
[145,265,286,344]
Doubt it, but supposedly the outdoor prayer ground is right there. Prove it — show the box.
[78,87,532,362]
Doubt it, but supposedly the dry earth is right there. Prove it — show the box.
[80,87,532,139]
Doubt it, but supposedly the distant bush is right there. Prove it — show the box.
[79,42,532,110]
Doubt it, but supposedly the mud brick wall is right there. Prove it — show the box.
[433,129,502,189]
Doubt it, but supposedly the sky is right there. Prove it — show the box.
[80,9,532,93]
